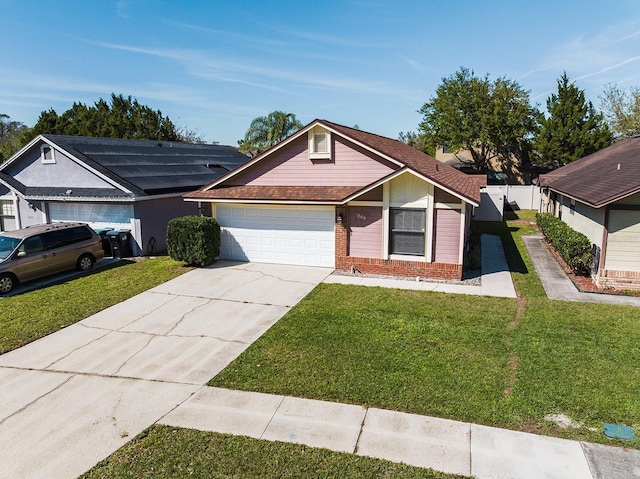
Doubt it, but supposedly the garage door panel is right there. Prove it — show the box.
[605,210,640,272]
[217,205,335,267]
[49,203,132,230]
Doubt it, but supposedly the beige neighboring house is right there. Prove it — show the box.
[538,135,640,290]
[434,146,532,185]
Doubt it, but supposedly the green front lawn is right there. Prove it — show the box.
[210,211,640,448]
[0,257,190,354]
[81,426,462,479]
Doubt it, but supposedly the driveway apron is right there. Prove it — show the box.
[0,261,332,479]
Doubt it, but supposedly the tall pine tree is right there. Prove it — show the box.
[534,73,612,168]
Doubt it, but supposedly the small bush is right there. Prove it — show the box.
[167,216,220,267]
[536,212,592,275]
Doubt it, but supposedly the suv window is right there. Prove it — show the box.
[19,235,45,254]
[42,226,92,250]
[0,235,20,259]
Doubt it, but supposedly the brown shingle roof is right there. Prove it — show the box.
[321,120,480,204]
[186,185,363,202]
[538,135,640,207]
[192,119,481,205]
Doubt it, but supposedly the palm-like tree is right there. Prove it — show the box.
[238,111,303,156]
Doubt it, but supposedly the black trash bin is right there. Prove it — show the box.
[94,227,114,256]
[106,229,132,258]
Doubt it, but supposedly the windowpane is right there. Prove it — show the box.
[390,231,424,255]
[314,133,327,153]
[0,200,15,216]
[389,208,425,256]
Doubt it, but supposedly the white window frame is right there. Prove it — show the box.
[308,128,332,160]
[40,145,56,164]
[388,207,427,257]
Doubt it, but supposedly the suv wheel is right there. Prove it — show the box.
[77,254,95,272]
[0,273,15,294]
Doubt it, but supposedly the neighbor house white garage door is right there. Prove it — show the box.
[216,205,335,267]
[48,202,133,231]
[605,209,640,272]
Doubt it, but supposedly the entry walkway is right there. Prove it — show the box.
[324,234,517,298]
[523,234,640,306]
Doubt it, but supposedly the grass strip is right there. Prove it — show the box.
[81,425,464,479]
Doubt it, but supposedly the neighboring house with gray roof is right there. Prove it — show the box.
[538,135,640,290]
[185,119,481,280]
[0,135,249,254]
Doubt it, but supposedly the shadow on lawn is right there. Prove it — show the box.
[472,220,529,275]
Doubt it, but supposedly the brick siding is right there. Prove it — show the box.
[597,269,640,291]
[334,206,463,280]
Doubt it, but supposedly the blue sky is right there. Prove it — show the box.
[2,0,640,145]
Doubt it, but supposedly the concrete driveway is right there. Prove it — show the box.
[0,261,332,478]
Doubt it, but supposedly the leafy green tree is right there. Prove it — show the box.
[600,84,640,139]
[0,114,30,162]
[22,94,201,145]
[398,131,431,155]
[533,73,612,168]
[418,67,538,172]
[238,111,302,156]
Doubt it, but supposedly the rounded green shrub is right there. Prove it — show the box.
[166,216,220,267]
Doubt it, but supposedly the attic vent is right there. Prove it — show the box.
[617,163,621,170]
[204,163,229,171]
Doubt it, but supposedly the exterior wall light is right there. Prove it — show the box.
[336,213,343,224]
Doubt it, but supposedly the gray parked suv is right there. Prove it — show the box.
[0,222,105,294]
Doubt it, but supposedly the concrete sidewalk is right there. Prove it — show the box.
[161,387,640,479]
[523,234,640,306]
[324,234,517,298]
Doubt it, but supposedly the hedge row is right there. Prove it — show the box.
[535,212,592,275]
[167,216,220,267]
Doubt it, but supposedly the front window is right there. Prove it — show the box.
[389,208,425,256]
[0,235,20,260]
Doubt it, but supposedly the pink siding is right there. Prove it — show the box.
[230,136,396,187]
[348,206,383,258]
[432,209,461,264]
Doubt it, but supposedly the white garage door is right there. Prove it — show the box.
[216,205,335,267]
[49,202,133,231]
[605,210,640,272]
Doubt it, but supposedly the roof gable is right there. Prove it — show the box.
[1,135,249,197]
[539,136,640,207]
[197,119,480,205]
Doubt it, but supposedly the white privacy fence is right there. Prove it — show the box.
[474,185,541,221]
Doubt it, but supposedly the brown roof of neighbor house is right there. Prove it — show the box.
[187,119,481,205]
[538,135,640,207]
[186,185,363,202]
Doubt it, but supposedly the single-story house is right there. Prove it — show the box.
[538,135,640,290]
[185,120,481,280]
[0,135,249,254]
